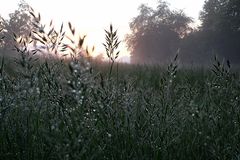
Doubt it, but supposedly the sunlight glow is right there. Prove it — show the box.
[0,0,204,62]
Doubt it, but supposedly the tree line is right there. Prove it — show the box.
[126,0,240,65]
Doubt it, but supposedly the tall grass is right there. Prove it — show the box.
[0,11,240,160]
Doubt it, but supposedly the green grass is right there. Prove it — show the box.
[0,15,240,160]
[0,54,240,160]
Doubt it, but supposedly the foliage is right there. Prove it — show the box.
[200,0,240,32]
[201,0,240,63]
[125,0,192,64]
[181,0,240,65]
[0,0,33,56]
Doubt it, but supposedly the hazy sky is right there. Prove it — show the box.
[0,0,204,59]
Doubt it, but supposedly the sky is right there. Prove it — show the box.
[0,0,204,61]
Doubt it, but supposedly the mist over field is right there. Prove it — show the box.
[0,0,240,159]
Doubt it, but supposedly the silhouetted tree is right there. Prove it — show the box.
[199,0,240,63]
[125,0,192,64]
[179,0,240,65]
[0,0,33,57]
[200,0,240,32]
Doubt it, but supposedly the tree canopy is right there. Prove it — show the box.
[183,0,240,64]
[179,0,240,64]
[125,0,192,64]
[0,0,32,56]
[200,0,240,32]
[126,0,240,65]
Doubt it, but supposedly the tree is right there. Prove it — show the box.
[125,0,192,64]
[199,0,240,63]
[0,0,33,56]
[200,0,240,32]
[0,16,4,49]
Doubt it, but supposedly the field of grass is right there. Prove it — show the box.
[0,17,240,159]
[0,51,240,160]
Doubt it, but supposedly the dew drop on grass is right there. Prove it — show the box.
[70,61,74,66]
[107,132,112,138]
[29,88,34,94]
[65,154,69,160]
[36,87,40,94]
[74,64,79,69]
[51,125,55,130]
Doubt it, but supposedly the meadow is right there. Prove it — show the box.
[0,17,240,160]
